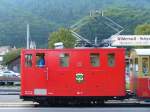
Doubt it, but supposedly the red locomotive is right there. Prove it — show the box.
[20,48,150,105]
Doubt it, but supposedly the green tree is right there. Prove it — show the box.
[134,24,150,35]
[3,49,21,65]
[134,24,150,48]
[48,28,76,48]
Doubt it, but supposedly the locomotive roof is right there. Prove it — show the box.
[22,48,125,54]
[22,47,124,51]
[134,49,150,55]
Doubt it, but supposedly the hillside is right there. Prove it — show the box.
[77,7,150,43]
[0,0,150,47]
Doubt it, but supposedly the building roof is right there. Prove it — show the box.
[134,49,150,56]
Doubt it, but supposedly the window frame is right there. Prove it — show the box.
[90,53,100,67]
[108,53,115,67]
[25,54,33,67]
[141,56,149,76]
[59,53,70,67]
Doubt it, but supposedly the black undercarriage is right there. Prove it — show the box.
[20,96,126,106]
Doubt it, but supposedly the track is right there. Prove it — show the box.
[0,100,149,108]
[0,92,149,107]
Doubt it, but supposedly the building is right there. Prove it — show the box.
[5,55,20,73]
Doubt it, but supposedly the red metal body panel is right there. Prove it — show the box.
[137,77,150,98]
[21,48,126,97]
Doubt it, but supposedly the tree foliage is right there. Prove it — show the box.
[0,0,150,47]
[3,49,21,65]
[48,28,76,48]
[134,24,150,35]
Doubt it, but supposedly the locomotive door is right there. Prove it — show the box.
[33,52,48,96]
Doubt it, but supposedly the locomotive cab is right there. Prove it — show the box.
[130,49,150,98]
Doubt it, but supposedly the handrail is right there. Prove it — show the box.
[46,67,48,80]
[45,67,48,80]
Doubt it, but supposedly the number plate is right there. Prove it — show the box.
[34,89,47,95]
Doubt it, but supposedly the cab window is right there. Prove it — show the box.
[36,53,45,67]
[25,54,32,67]
[90,53,100,67]
[60,53,69,67]
[108,53,115,67]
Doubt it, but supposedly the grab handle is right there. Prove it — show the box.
[45,67,48,80]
